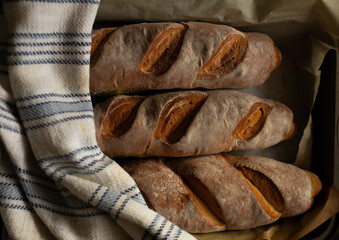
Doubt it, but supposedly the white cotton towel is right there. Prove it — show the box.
[0,2,196,240]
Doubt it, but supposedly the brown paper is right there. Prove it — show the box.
[95,0,339,238]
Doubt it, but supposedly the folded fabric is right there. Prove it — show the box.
[0,2,195,240]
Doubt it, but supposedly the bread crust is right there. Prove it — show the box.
[94,90,294,157]
[121,154,322,232]
[228,155,322,217]
[90,22,280,95]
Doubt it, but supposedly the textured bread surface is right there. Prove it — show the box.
[94,90,295,157]
[120,159,226,233]
[121,155,322,233]
[90,22,281,95]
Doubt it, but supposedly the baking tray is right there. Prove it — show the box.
[92,21,339,239]
[91,21,339,239]
[90,21,339,239]
[303,49,339,240]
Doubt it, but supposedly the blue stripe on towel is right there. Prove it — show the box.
[42,151,102,169]
[9,58,90,66]
[141,214,161,240]
[10,32,91,39]
[97,188,120,212]
[18,99,92,122]
[8,50,91,56]
[172,228,183,240]
[19,177,63,193]
[0,202,34,212]
[16,92,90,102]
[57,158,112,181]
[163,222,175,240]
[0,171,18,179]
[0,182,29,201]
[10,41,91,47]
[0,174,106,217]
[47,154,107,177]
[25,114,94,131]
[22,182,93,210]
[38,145,99,164]
[0,122,26,135]
[26,191,93,210]
[18,99,91,112]
[131,192,146,205]
[153,218,168,239]
[0,113,20,123]
[114,197,130,220]
[88,185,102,204]
[14,165,55,183]
[1,179,91,211]
[121,185,137,195]
[30,202,106,217]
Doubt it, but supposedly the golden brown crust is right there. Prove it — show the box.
[227,155,320,217]
[94,90,294,158]
[121,155,322,232]
[304,170,322,198]
[197,34,248,78]
[273,47,282,71]
[90,22,280,95]
[237,167,284,218]
[101,96,144,138]
[231,102,271,141]
[284,122,296,140]
[181,180,225,228]
[153,93,207,144]
[182,175,225,222]
[139,25,186,76]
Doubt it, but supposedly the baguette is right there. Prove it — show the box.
[94,90,295,157]
[90,22,281,95]
[120,155,322,233]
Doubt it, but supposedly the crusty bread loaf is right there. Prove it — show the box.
[94,90,295,157]
[120,154,322,233]
[90,22,281,95]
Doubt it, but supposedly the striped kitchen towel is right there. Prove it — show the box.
[0,1,196,240]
